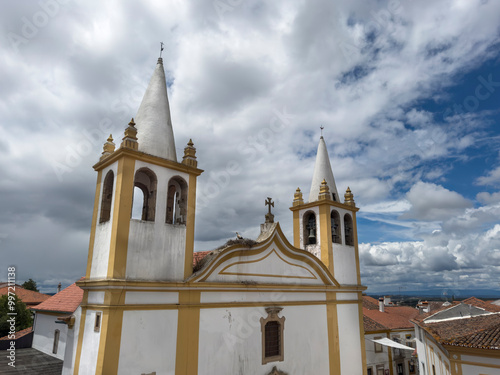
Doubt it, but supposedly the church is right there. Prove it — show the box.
[64,56,368,375]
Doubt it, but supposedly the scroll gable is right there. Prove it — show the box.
[191,224,339,286]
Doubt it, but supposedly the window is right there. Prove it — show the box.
[94,312,102,332]
[52,329,60,354]
[376,365,384,375]
[260,307,285,364]
[331,210,341,244]
[432,365,436,375]
[303,211,317,246]
[374,336,383,353]
[132,168,157,221]
[99,170,114,223]
[367,368,373,375]
[344,213,354,246]
[166,176,188,225]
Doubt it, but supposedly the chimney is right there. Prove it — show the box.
[384,296,391,306]
[57,283,61,293]
[379,297,384,312]
[422,301,429,313]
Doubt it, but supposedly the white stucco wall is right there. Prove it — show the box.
[78,309,101,375]
[126,161,190,281]
[62,306,81,375]
[365,333,390,373]
[118,309,178,375]
[124,291,178,304]
[201,291,326,304]
[337,303,363,374]
[90,163,117,279]
[198,305,330,375]
[32,312,68,360]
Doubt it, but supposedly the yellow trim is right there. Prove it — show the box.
[326,291,341,375]
[175,290,201,375]
[219,248,317,279]
[73,291,89,375]
[95,290,125,374]
[184,173,197,279]
[387,331,394,375]
[86,170,103,278]
[353,211,362,285]
[191,223,340,286]
[357,293,367,375]
[293,210,300,248]
[319,204,334,274]
[290,198,359,213]
[107,156,135,278]
[94,147,203,176]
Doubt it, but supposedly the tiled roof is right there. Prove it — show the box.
[363,314,387,331]
[193,251,211,266]
[362,295,380,310]
[32,281,83,314]
[421,314,500,349]
[0,326,33,341]
[0,285,50,306]
[363,306,419,330]
[462,297,500,312]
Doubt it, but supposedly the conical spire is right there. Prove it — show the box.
[309,136,339,202]
[134,58,177,161]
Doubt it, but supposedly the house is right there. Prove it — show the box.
[363,296,419,375]
[31,281,83,361]
[412,297,500,375]
[63,56,369,374]
[0,284,50,308]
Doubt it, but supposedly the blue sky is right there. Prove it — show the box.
[0,0,499,296]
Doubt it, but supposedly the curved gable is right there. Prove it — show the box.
[190,224,339,286]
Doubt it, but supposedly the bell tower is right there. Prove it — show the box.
[290,136,361,285]
[85,57,203,282]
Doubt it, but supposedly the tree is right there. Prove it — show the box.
[0,294,33,337]
[21,278,39,292]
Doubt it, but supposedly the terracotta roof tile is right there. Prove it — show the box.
[33,281,83,314]
[362,295,380,310]
[0,326,33,341]
[193,251,211,266]
[363,314,387,331]
[461,297,500,312]
[363,306,419,330]
[0,285,50,306]
[421,314,500,349]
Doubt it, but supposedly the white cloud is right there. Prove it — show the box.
[476,166,500,186]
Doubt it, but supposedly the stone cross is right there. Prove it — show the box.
[265,197,274,223]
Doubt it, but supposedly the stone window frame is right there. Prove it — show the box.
[260,307,285,365]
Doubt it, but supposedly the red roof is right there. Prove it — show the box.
[461,297,500,312]
[363,306,419,330]
[193,251,211,266]
[362,295,380,310]
[0,326,33,341]
[0,285,50,306]
[33,281,83,314]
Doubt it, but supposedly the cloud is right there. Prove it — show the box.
[477,191,500,205]
[400,181,472,221]
[476,166,500,186]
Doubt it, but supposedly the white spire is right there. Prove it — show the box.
[309,136,339,202]
[134,58,177,161]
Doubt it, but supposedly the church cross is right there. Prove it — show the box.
[160,42,164,58]
[265,197,274,215]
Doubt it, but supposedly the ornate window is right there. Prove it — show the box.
[303,211,317,247]
[260,307,285,364]
[99,170,114,223]
[133,168,157,221]
[166,176,188,225]
[344,213,354,246]
[331,210,341,244]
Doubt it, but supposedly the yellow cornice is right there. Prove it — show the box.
[289,198,359,213]
[93,148,203,176]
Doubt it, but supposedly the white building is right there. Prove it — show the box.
[412,297,500,375]
[64,56,368,375]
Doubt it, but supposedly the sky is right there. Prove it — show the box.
[1,0,500,296]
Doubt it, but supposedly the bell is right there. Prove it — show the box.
[308,228,315,239]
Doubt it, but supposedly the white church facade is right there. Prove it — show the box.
[64,57,368,375]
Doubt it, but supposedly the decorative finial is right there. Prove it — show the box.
[344,187,355,206]
[318,179,330,200]
[320,125,324,137]
[182,139,197,167]
[100,134,115,160]
[160,42,164,58]
[293,187,304,206]
[120,118,139,150]
[265,197,275,223]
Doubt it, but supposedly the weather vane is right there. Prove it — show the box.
[160,42,164,58]
[320,125,324,136]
